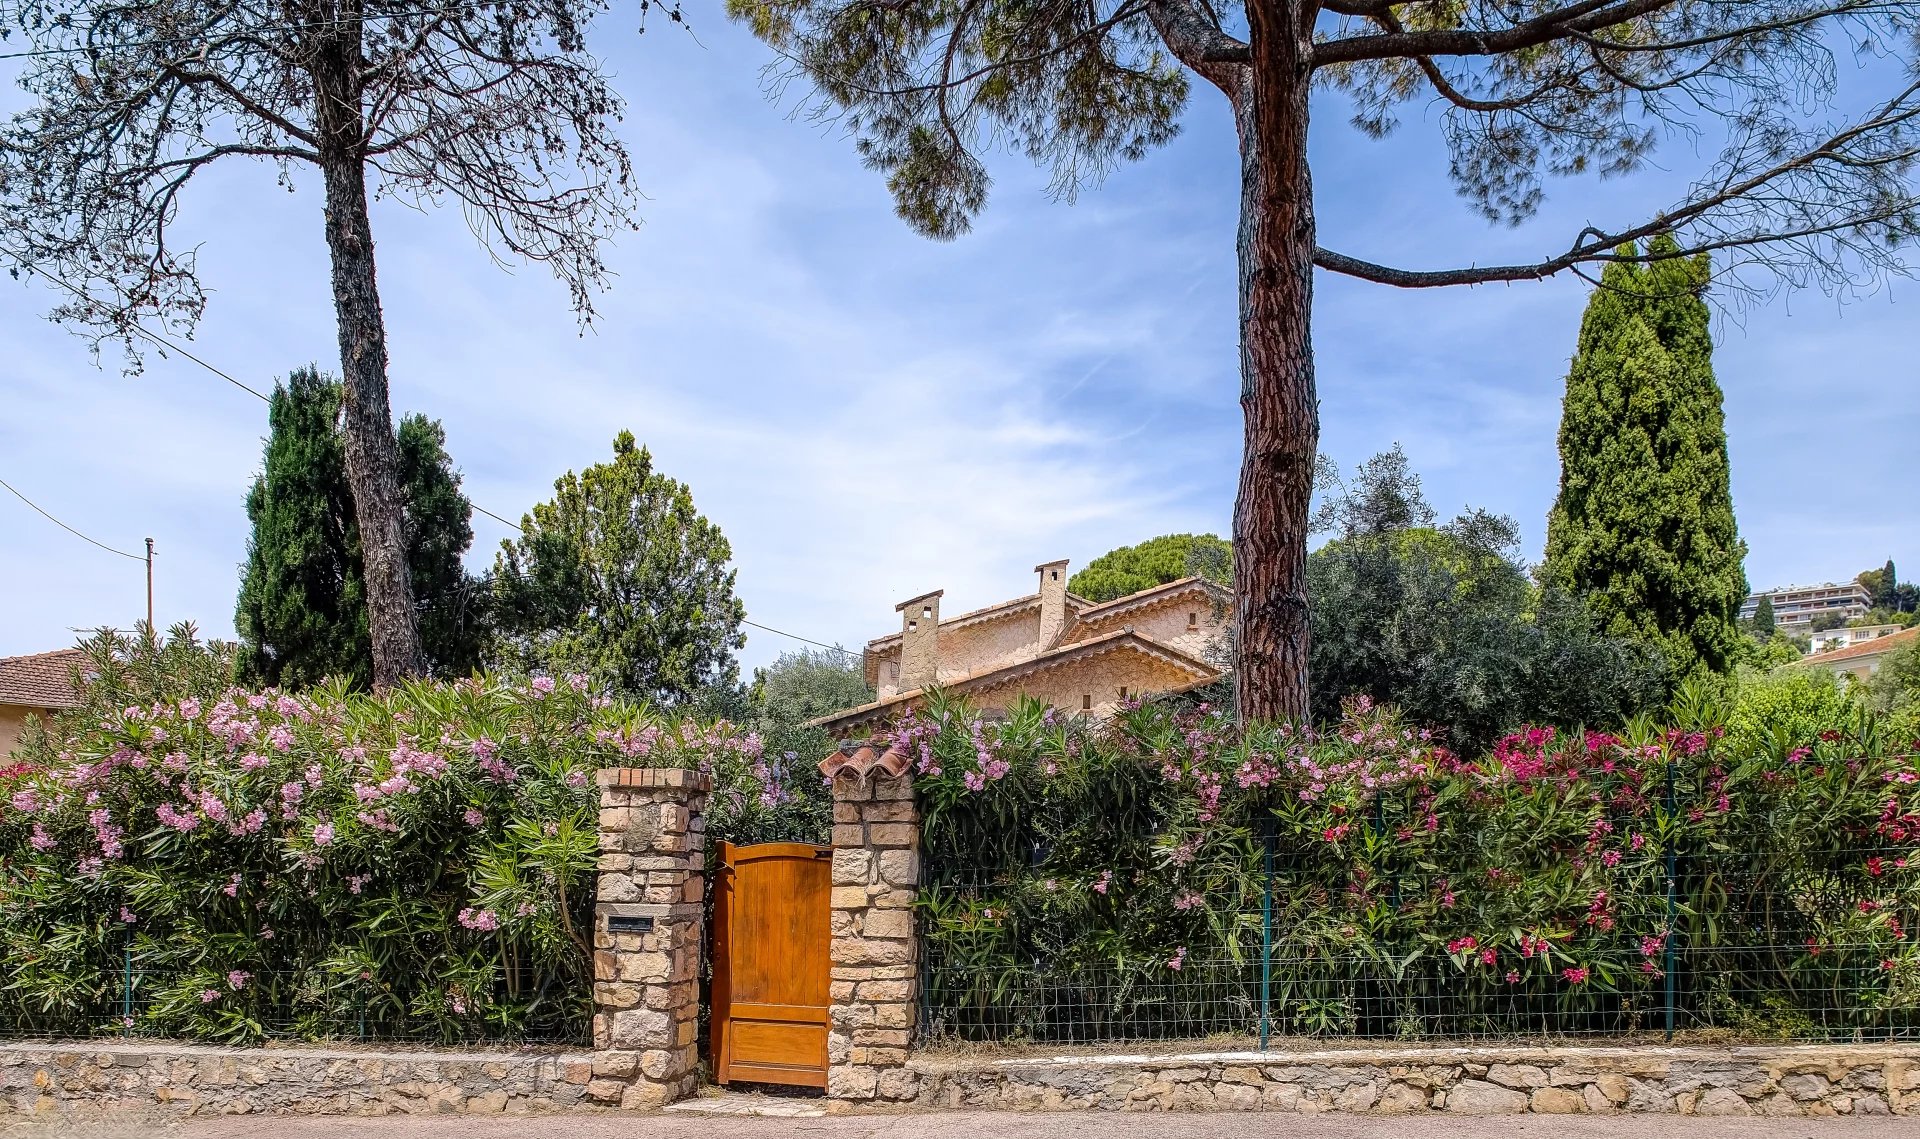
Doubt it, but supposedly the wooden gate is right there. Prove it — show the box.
[709,841,833,1088]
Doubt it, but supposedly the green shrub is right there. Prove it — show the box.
[0,630,777,1043]
[906,690,1920,1044]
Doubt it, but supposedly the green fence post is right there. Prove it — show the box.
[121,943,133,1038]
[1663,758,1678,1043]
[1260,816,1274,1051]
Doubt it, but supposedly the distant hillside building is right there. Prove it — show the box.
[1741,581,1873,631]
[0,649,86,758]
[811,560,1230,735]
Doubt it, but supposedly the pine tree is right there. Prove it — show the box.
[1543,237,1748,677]
[236,369,481,688]
[490,432,745,703]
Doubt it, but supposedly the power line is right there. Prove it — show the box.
[14,262,271,402]
[11,270,860,658]
[743,619,858,659]
[0,477,144,561]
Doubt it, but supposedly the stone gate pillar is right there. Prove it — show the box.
[588,767,711,1108]
[820,742,921,1102]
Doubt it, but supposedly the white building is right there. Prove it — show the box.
[1741,581,1873,631]
[1807,624,1905,655]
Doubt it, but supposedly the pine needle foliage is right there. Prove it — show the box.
[490,432,746,705]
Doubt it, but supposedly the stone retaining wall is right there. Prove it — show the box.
[903,1043,1920,1116]
[0,1041,593,1118]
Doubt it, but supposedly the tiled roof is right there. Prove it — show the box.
[1799,624,1920,666]
[0,648,87,710]
[815,626,1222,733]
[1074,576,1231,622]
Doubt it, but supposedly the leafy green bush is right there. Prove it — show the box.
[0,630,773,1043]
[906,690,1920,1044]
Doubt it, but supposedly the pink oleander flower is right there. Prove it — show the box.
[10,788,40,814]
[348,874,371,895]
[226,970,251,990]
[565,769,588,788]
[1172,890,1204,911]
[1506,970,1521,984]
[156,803,199,832]
[530,676,556,697]
[199,989,220,1004]
[567,673,589,692]
[458,907,500,932]
[1092,870,1113,895]
[464,807,485,827]
[312,822,335,846]
[178,698,202,720]
[29,823,54,852]
[120,907,137,924]
[1167,946,1187,971]
[223,874,241,897]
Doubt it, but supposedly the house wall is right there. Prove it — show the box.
[935,610,1044,684]
[971,650,1205,717]
[1074,593,1231,663]
[0,704,48,760]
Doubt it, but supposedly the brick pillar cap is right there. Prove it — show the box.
[819,742,913,781]
[596,767,713,792]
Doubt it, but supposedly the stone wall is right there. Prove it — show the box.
[0,1041,591,1118]
[824,759,920,1101]
[902,1043,1920,1116]
[588,767,710,1108]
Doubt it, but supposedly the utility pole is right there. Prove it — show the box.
[145,538,155,636]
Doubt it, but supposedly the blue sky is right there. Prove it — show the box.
[1,15,1913,673]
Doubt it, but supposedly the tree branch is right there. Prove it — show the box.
[1313,0,1680,66]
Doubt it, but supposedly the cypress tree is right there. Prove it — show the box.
[1543,236,1748,677]
[236,368,481,688]
[1752,594,1776,638]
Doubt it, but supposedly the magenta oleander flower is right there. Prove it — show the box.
[1561,966,1590,985]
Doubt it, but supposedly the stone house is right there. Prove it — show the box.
[811,559,1230,735]
[0,649,86,758]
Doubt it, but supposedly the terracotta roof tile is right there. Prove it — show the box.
[0,649,87,710]
[818,741,912,782]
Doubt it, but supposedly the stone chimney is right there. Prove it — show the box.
[1035,559,1070,648]
[895,589,944,692]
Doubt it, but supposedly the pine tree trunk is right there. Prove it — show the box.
[1231,0,1319,724]
[312,30,424,689]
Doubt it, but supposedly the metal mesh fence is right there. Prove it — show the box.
[0,949,590,1045]
[919,836,1920,1048]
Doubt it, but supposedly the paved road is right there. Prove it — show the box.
[10,1113,1920,1139]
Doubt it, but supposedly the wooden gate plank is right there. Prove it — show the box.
[710,841,832,1089]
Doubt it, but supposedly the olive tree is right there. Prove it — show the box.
[0,0,638,686]
[729,0,1920,721]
